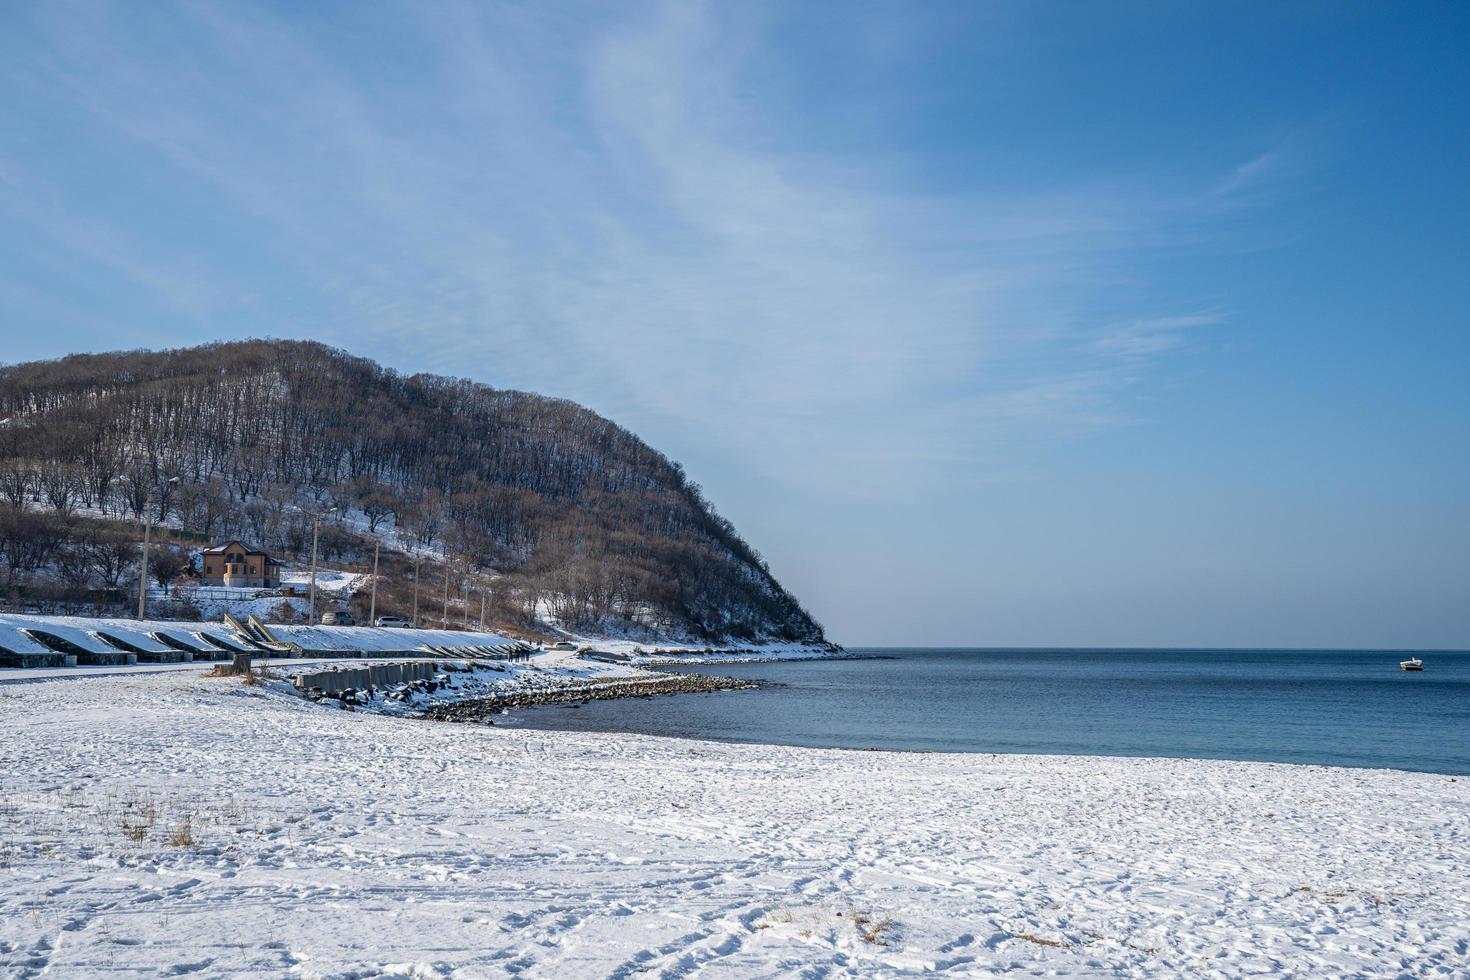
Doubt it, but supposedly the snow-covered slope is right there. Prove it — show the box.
[1,670,1466,977]
[0,340,827,645]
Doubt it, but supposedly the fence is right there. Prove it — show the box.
[150,586,281,602]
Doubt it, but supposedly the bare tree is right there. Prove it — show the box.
[0,460,35,509]
[55,540,96,592]
[39,463,83,518]
[359,486,396,534]
[176,478,232,538]
[86,530,139,589]
[0,506,67,588]
[151,544,190,588]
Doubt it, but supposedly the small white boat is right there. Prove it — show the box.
[1400,657,1424,672]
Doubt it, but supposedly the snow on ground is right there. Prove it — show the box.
[159,567,363,620]
[630,643,838,665]
[255,623,518,656]
[561,635,840,665]
[154,566,364,623]
[2,671,1468,978]
[277,567,367,594]
[185,593,310,623]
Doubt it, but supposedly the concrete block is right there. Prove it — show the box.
[74,652,131,666]
[296,660,441,695]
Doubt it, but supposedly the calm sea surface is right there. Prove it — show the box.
[499,648,1470,774]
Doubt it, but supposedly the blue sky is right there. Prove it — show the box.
[1,1,1466,648]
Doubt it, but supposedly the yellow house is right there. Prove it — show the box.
[200,541,283,588]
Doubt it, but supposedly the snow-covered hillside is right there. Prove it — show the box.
[0,340,828,645]
[1,669,1466,977]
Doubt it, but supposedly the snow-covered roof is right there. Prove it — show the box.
[0,613,518,660]
[201,540,269,555]
[0,617,52,655]
[254,623,519,655]
[0,614,145,655]
[0,614,258,657]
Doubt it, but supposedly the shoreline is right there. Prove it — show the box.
[505,721,1470,776]
[270,655,1470,776]
[3,667,1466,976]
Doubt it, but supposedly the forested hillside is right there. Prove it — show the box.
[0,340,826,643]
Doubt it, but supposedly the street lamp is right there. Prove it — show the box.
[308,506,338,626]
[138,476,179,620]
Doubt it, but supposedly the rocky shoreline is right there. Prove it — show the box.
[421,672,758,723]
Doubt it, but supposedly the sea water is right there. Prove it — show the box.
[498,648,1470,774]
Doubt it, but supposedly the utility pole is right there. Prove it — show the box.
[412,556,421,627]
[137,483,153,620]
[308,515,320,626]
[442,562,450,628]
[137,476,178,620]
[308,506,337,626]
[368,540,380,625]
[462,578,470,629]
[479,590,486,632]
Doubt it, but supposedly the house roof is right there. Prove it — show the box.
[202,540,270,556]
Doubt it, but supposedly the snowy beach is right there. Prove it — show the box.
[2,668,1468,978]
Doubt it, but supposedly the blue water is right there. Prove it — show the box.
[499,648,1470,774]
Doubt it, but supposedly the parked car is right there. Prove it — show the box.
[321,610,355,626]
[374,616,411,628]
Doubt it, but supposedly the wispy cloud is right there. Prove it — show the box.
[0,0,1293,492]
[1092,314,1221,360]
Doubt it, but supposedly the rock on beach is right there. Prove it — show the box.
[422,672,756,722]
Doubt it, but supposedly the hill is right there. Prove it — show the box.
[0,340,826,644]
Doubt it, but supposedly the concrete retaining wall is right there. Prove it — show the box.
[0,652,76,668]
[293,661,439,695]
[76,651,137,666]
